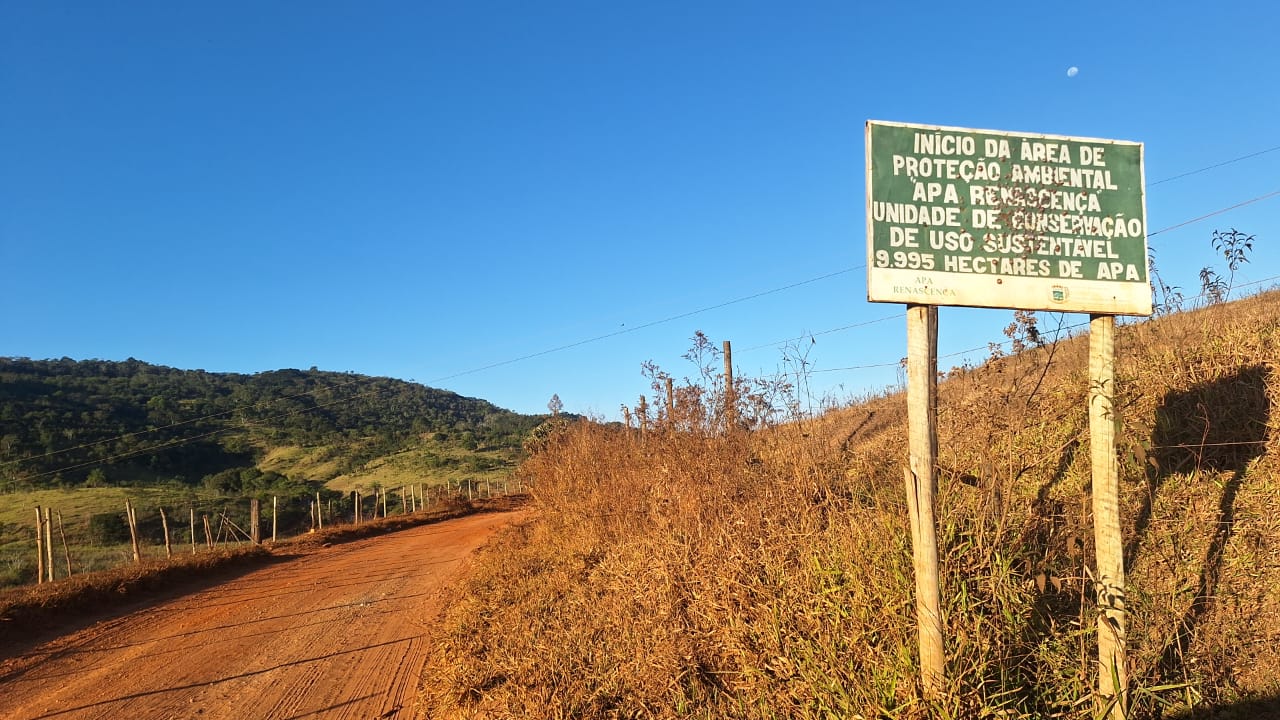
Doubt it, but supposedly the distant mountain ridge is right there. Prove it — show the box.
[0,357,545,490]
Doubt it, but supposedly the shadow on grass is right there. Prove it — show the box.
[1166,691,1280,720]
[1126,366,1271,703]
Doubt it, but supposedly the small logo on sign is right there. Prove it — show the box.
[1051,286,1069,303]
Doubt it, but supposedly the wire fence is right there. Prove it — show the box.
[7,477,524,589]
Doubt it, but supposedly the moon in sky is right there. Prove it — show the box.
[1067,66,1079,77]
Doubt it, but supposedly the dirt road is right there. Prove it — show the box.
[0,510,523,720]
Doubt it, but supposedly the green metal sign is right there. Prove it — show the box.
[866,120,1151,315]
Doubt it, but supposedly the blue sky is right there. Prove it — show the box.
[3,1,1277,417]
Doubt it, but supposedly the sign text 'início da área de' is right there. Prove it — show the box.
[866,121,1151,315]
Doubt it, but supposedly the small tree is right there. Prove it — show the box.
[547,394,563,416]
[1200,228,1254,304]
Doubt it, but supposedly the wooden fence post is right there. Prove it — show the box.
[638,395,648,434]
[665,376,675,422]
[1090,314,1127,716]
[316,491,324,530]
[160,507,172,559]
[203,514,213,549]
[272,496,278,543]
[190,508,197,554]
[723,340,736,430]
[35,507,45,585]
[56,507,72,573]
[250,499,261,544]
[905,304,944,697]
[44,507,55,581]
[125,500,142,564]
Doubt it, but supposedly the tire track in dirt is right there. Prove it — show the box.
[0,510,524,720]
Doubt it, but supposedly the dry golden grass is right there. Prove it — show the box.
[419,290,1279,719]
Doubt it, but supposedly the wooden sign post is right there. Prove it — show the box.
[867,120,1149,707]
[1089,314,1127,716]
[904,304,944,697]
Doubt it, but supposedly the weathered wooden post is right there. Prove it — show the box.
[250,499,261,544]
[56,511,72,577]
[665,377,675,423]
[125,500,142,563]
[272,496,278,543]
[34,507,44,585]
[190,508,197,554]
[905,304,944,697]
[316,491,324,530]
[1090,315,1127,716]
[722,340,736,430]
[43,507,55,581]
[160,507,172,559]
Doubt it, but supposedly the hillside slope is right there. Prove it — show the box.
[420,290,1279,719]
[0,359,545,492]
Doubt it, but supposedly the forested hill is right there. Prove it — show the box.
[0,357,546,490]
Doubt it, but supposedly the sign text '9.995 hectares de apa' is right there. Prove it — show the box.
[866,120,1151,315]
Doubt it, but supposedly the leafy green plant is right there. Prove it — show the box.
[1200,228,1254,304]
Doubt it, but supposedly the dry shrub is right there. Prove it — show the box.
[420,291,1280,719]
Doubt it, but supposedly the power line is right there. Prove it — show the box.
[741,191,1280,357]
[1149,144,1280,186]
[1147,190,1280,237]
[741,313,903,353]
[9,182,1278,480]
[426,266,861,384]
[797,273,1280,377]
[11,265,865,479]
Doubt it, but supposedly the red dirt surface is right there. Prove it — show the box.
[0,510,525,720]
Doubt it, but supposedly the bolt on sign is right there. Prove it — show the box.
[866,120,1152,316]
